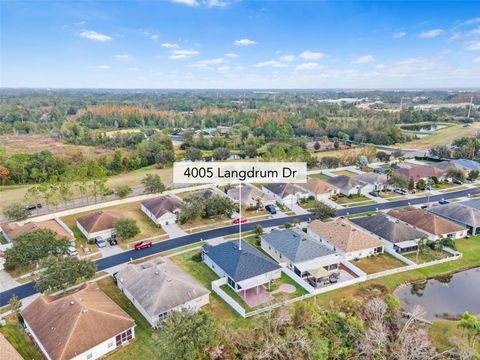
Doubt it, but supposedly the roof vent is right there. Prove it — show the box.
[155,271,160,275]
[83,309,88,313]
[70,301,75,305]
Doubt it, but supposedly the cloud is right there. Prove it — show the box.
[474,57,480,63]
[279,54,295,62]
[419,28,444,38]
[169,49,199,59]
[217,65,230,72]
[114,54,133,62]
[351,55,375,64]
[170,0,199,6]
[460,17,480,27]
[162,42,179,49]
[97,64,110,70]
[393,31,406,39]
[79,30,112,42]
[224,52,238,58]
[191,58,224,67]
[254,60,288,68]
[206,0,229,7]
[234,38,258,46]
[151,35,159,41]
[128,67,140,72]
[466,41,480,51]
[299,51,324,60]
[296,62,320,70]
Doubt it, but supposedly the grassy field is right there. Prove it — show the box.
[353,253,406,274]
[404,249,451,264]
[429,319,480,354]
[0,315,46,360]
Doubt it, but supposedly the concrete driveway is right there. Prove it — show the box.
[0,270,20,292]
[162,223,188,238]
[100,245,124,258]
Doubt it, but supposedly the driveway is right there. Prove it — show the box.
[0,270,20,292]
[99,245,124,258]
[162,223,188,238]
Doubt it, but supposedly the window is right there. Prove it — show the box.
[116,328,133,347]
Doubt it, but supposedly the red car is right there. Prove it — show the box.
[232,217,248,225]
[134,240,152,250]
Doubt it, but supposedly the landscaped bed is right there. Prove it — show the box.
[353,253,406,274]
[404,249,452,264]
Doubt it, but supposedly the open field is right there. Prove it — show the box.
[353,253,406,274]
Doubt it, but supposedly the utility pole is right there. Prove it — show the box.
[467,96,474,118]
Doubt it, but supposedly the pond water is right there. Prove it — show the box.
[400,124,448,133]
[394,267,480,320]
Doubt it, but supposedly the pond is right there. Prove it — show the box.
[394,267,480,321]
[400,124,448,133]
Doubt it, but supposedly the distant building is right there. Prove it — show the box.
[76,211,122,240]
[0,217,74,244]
[294,178,340,200]
[393,164,445,182]
[326,175,368,196]
[22,283,135,360]
[141,195,182,226]
[116,258,210,327]
[352,173,389,192]
[427,203,480,235]
[262,183,309,206]
[227,184,275,207]
[307,218,384,260]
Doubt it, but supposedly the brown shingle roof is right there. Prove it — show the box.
[1,219,73,241]
[296,178,338,195]
[0,334,22,360]
[387,206,465,235]
[393,165,444,181]
[76,211,122,233]
[22,283,135,360]
[308,218,384,253]
[141,195,182,218]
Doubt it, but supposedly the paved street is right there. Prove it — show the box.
[1,186,478,307]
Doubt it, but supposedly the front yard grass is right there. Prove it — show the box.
[353,253,406,274]
[335,194,371,205]
[0,315,45,360]
[404,249,451,264]
[331,170,357,177]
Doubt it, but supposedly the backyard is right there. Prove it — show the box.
[353,253,407,274]
[309,173,331,180]
[331,170,357,177]
[404,249,452,264]
[0,315,45,360]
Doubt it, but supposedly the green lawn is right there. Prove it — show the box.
[331,170,357,177]
[298,199,317,210]
[270,272,309,298]
[309,173,330,180]
[345,211,381,218]
[335,194,371,205]
[353,253,406,274]
[0,316,45,360]
[404,249,451,264]
[429,319,480,354]
[0,233,8,245]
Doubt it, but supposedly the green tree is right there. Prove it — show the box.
[178,195,206,224]
[115,184,132,199]
[113,217,140,240]
[8,294,22,316]
[185,147,203,161]
[212,147,231,160]
[468,169,479,180]
[356,155,368,168]
[204,195,237,218]
[313,141,321,151]
[446,167,466,182]
[312,201,336,220]
[3,202,29,221]
[153,308,216,360]
[142,174,166,194]
[35,255,96,294]
[253,224,264,238]
[376,151,390,162]
[429,145,450,159]
[408,177,415,191]
[416,178,426,190]
[459,312,480,348]
[388,173,408,189]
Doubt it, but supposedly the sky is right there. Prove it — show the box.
[1,0,480,89]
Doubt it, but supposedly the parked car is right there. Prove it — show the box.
[265,204,277,214]
[425,185,432,190]
[66,246,78,256]
[466,177,475,183]
[420,205,428,209]
[369,191,380,197]
[394,189,408,195]
[25,203,42,211]
[134,240,152,250]
[438,199,449,205]
[452,179,464,185]
[232,217,248,224]
[108,237,117,246]
[95,237,106,248]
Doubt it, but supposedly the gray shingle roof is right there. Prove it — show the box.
[261,228,335,263]
[263,183,304,198]
[116,258,209,317]
[326,175,364,191]
[350,214,425,244]
[461,198,480,211]
[203,240,281,282]
[141,195,182,218]
[428,203,480,228]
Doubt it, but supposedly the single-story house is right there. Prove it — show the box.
[433,159,480,174]
[0,217,74,244]
[203,240,281,294]
[194,188,217,200]
[76,211,122,240]
[262,183,309,206]
[141,195,182,226]
[261,228,340,284]
[307,218,384,260]
[0,333,22,360]
[387,206,468,239]
[326,175,368,196]
[393,164,445,182]
[22,283,135,360]
[427,202,480,235]
[350,214,426,253]
[116,258,210,328]
[227,184,276,208]
[352,173,389,192]
[294,178,340,200]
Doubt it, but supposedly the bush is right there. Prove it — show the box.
[246,205,259,211]
[113,217,140,241]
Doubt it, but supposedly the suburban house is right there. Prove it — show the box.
[326,175,367,196]
[261,228,340,284]
[227,184,275,208]
[427,202,480,235]
[307,218,384,260]
[433,159,480,174]
[294,178,340,200]
[0,333,22,360]
[0,217,74,244]
[76,211,122,240]
[194,188,218,200]
[22,283,135,360]
[350,214,426,253]
[140,195,182,226]
[203,240,281,298]
[387,206,467,239]
[352,173,389,192]
[393,164,445,182]
[262,183,309,206]
[116,258,210,327]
